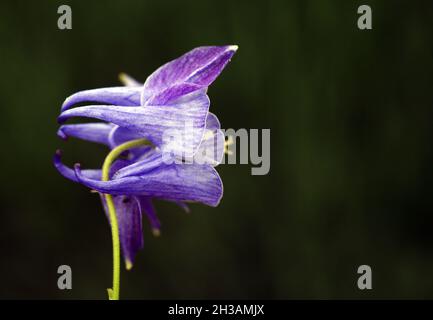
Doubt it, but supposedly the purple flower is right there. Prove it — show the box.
[58,45,237,158]
[55,46,237,269]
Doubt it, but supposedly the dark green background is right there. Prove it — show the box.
[0,0,432,299]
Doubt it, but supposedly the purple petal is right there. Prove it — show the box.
[53,150,131,183]
[146,82,202,106]
[108,125,154,158]
[57,123,115,146]
[74,159,223,207]
[58,89,210,158]
[142,45,238,104]
[187,49,237,86]
[137,196,161,235]
[61,86,142,112]
[112,151,164,179]
[107,125,143,149]
[186,113,224,166]
[204,112,221,130]
[194,127,225,166]
[53,150,101,183]
[101,195,143,269]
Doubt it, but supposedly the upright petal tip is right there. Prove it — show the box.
[227,45,238,52]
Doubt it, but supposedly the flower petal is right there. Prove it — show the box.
[57,123,115,146]
[74,160,223,207]
[107,125,155,158]
[205,112,221,130]
[61,86,142,112]
[146,82,202,106]
[107,125,143,149]
[112,151,164,179]
[58,89,210,158]
[53,150,131,183]
[142,45,238,104]
[186,112,224,166]
[193,127,225,166]
[101,195,143,269]
[53,150,101,182]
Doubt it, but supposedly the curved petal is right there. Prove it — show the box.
[101,195,143,269]
[54,150,101,183]
[193,128,225,166]
[74,161,223,207]
[58,90,210,158]
[53,150,131,183]
[142,45,238,104]
[205,112,221,130]
[57,123,115,146]
[61,86,142,111]
[188,112,224,166]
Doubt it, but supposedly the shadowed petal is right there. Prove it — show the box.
[107,125,143,149]
[101,195,143,269]
[57,123,115,146]
[58,90,210,158]
[74,160,223,207]
[61,86,142,111]
[142,45,238,104]
[107,125,155,158]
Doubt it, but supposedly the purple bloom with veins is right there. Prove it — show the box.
[54,45,237,298]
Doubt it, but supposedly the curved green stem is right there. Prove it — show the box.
[102,138,151,300]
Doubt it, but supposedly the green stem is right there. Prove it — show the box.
[102,138,150,300]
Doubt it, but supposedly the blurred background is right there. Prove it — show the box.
[0,0,432,299]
